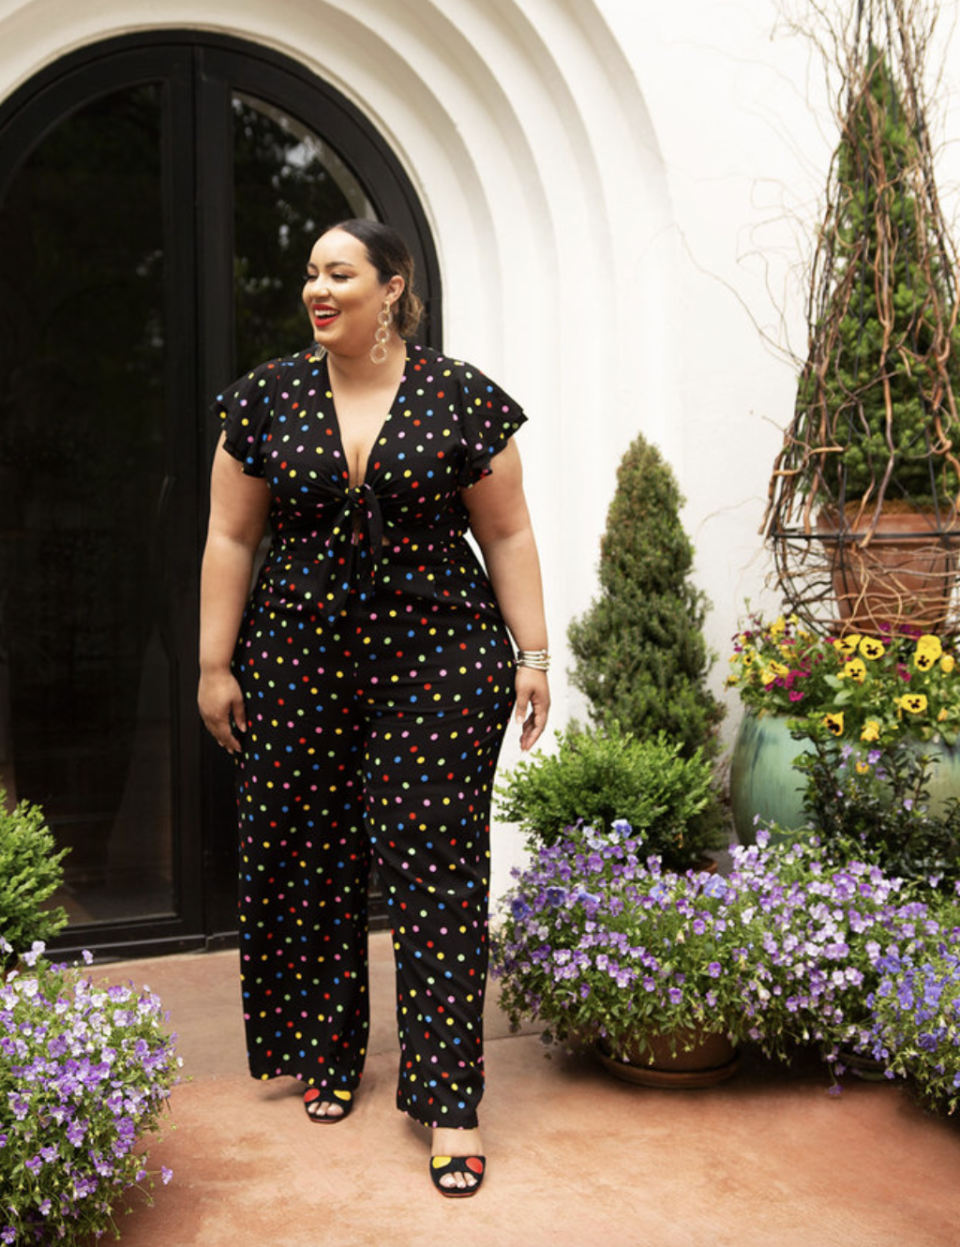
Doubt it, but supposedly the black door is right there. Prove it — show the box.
[0,34,440,958]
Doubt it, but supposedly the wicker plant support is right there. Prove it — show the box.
[764,0,960,636]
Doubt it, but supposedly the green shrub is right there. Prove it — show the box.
[791,732,960,892]
[567,432,725,759]
[494,725,719,870]
[0,790,69,962]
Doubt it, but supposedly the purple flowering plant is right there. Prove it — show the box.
[493,819,957,1079]
[0,940,179,1244]
[725,830,954,1066]
[491,820,766,1064]
[862,927,960,1114]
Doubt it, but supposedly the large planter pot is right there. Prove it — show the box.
[730,710,960,845]
[816,504,959,633]
[729,711,814,845]
[595,1029,739,1088]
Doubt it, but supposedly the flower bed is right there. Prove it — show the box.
[493,820,960,1091]
[1,943,179,1244]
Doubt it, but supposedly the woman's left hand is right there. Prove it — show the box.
[514,668,550,752]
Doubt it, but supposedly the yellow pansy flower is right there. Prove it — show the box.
[860,720,881,742]
[823,712,845,736]
[843,657,867,684]
[942,655,956,675]
[898,694,928,715]
[769,616,786,638]
[859,637,886,660]
[938,708,949,722]
[834,635,862,656]
[855,761,871,775]
[768,661,790,677]
[913,635,943,671]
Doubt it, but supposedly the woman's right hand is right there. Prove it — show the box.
[198,669,247,754]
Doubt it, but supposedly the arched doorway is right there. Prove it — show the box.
[0,33,440,957]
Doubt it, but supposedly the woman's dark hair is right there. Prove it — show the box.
[325,218,424,338]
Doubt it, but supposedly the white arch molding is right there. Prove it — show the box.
[0,0,675,897]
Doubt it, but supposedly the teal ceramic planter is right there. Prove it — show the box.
[729,712,813,844]
[730,711,960,845]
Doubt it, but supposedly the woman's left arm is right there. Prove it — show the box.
[463,438,550,751]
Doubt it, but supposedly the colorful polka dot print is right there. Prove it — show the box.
[213,345,525,1129]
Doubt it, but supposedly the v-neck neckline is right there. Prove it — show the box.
[324,351,407,489]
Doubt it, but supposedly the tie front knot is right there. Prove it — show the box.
[275,482,385,617]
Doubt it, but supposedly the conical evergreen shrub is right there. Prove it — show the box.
[567,433,725,759]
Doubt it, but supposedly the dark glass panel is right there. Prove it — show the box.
[0,85,174,923]
[231,93,373,364]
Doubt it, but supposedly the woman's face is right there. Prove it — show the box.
[302,228,403,357]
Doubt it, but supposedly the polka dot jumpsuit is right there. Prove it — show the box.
[214,343,525,1129]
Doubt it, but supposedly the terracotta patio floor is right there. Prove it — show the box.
[90,933,960,1247]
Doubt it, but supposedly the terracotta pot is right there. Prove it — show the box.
[595,1028,739,1088]
[816,505,958,633]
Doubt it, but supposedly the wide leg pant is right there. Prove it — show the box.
[232,584,514,1129]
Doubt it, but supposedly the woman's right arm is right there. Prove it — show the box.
[198,434,271,753]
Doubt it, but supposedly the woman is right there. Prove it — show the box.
[198,218,549,1197]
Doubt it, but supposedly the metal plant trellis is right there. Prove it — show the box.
[764,0,960,637]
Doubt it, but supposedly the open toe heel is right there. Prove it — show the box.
[303,1087,352,1123]
[430,1155,485,1198]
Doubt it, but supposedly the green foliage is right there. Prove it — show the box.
[567,433,725,759]
[494,725,720,870]
[791,731,960,891]
[0,791,69,961]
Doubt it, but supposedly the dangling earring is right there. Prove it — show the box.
[371,301,393,365]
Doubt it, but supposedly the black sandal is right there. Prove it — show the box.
[303,1087,352,1123]
[430,1155,486,1198]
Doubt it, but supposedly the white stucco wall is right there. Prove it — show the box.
[3,0,960,906]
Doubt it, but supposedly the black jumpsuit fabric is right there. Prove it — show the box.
[215,343,526,1129]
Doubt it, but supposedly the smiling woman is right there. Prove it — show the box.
[197,217,550,1197]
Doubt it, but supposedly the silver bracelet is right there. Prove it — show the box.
[516,648,550,671]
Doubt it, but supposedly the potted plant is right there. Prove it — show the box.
[0,788,68,972]
[727,611,960,843]
[764,0,960,634]
[727,830,953,1070]
[493,817,956,1089]
[492,819,750,1085]
[863,913,960,1113]
[495,724,721,872]
[0,941,179,1244]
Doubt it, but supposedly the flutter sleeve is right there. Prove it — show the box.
[211,361,279,478]
[456,361,528,487]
